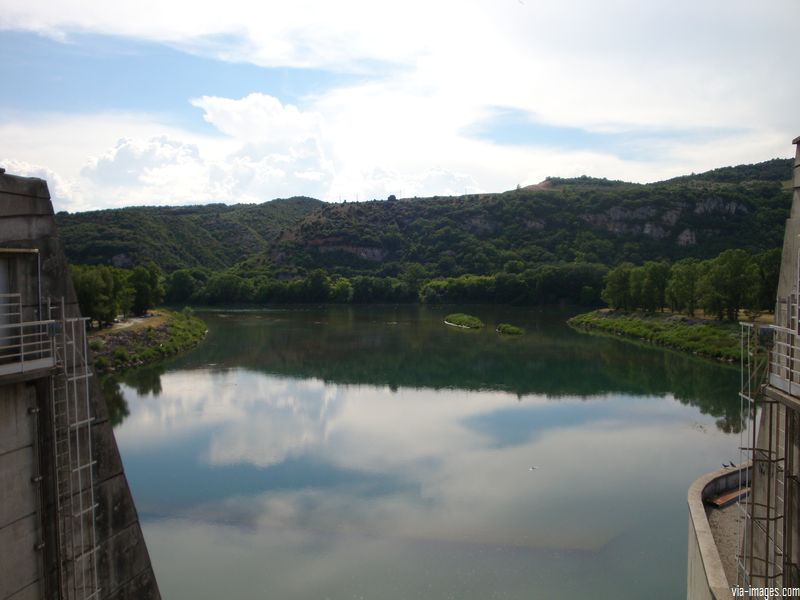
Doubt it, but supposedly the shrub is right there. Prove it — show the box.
[444,313,484,329]
[113,348,130,364]
[497,323,523,335]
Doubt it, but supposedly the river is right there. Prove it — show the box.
[108,306,744,599]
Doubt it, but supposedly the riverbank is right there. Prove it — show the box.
[567,310,743,362]
[89,308,207,372]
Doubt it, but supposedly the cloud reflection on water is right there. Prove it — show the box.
[117,368,733,555]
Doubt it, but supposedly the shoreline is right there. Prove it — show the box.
[89,308,207,373]
[567,309,746,363]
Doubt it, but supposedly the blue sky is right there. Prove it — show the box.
[0,0,797,212]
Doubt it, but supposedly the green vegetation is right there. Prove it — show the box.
[56,197,323,272]
[571,244,779,361]
[90,309,207,372]
[601,248,779,320]
[568,311,741,361]
[59,158,792,308]
[496,323,523,335]
[71,262,164,323]
[444,313,484,329]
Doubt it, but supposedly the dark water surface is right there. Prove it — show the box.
[111,306,743,599]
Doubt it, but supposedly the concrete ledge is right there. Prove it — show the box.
[0,174,50,200]
[0,194,52,217]
[687,466,748,600]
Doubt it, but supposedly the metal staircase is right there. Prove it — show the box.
[49,297,101,600]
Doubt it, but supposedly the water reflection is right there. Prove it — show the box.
[110,307,744,432]
[112,308,744,599]
[100,375,129,427]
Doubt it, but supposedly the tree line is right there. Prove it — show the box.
[71,246,781,320]
[70,262,164,326]
[160,262,608,306]
[600,248,780,320]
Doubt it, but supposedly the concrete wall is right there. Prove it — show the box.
[0,172,160,599]
[0,382,42,600]
[687,467,743,600]
[756,137,800,587]
[775,139,800,300]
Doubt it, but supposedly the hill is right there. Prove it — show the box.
[55,158,793,277]
[268,159,792,278]
[55,197,324,272]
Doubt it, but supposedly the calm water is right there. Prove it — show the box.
[109,306,744,599]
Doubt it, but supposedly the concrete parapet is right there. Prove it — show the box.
[687,466,747,600]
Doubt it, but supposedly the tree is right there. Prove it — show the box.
[642,261,671,312]
[129,262,165,315]
[755,248,781,311]
[698,250,757,320]
[70,265,129,325]
[400,263,428,298]
[203,272,251,304]
[666,258,701,316]
[628,266,646,310]
[130,267,154,316]
[330,277,353,302]
[303,269,331,302]
[165,269,198,304]
[601,263,634,310]
[146,262,165,307]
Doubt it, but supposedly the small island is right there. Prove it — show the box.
[444,313,484,329]
[496,323,523,335]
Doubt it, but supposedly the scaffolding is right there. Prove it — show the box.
[737,294,800,588]
[49,297,101,600]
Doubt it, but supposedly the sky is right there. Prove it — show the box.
[0,0,797,213]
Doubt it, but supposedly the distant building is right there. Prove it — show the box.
[688,136,800,599]
[0,171,159,600]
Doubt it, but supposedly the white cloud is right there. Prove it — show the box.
[0,0,797,210]
[82,136,201,186]
[191,93,322,145]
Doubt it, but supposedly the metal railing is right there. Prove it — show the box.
[769,325,799,395]
[769,295,800,395]
[0,292,56,377]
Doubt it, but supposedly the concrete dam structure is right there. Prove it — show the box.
[0,171,159,600]
[688,136,800,599]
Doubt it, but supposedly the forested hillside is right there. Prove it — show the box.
[55,196,323,271]
[270,160,792,279]
[56,159,792,279]
[55,157,793,312]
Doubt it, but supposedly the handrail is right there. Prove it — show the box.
[767,320,800,394]
[0,291,57,377]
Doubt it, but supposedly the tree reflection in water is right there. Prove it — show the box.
[104,307,745,432]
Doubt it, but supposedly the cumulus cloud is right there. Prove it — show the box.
[82,136,202,186]
[0,0,797,210]
[191,93,322,144]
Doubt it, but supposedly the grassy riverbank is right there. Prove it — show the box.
[89,308,207,372]
[567,310,742,362]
